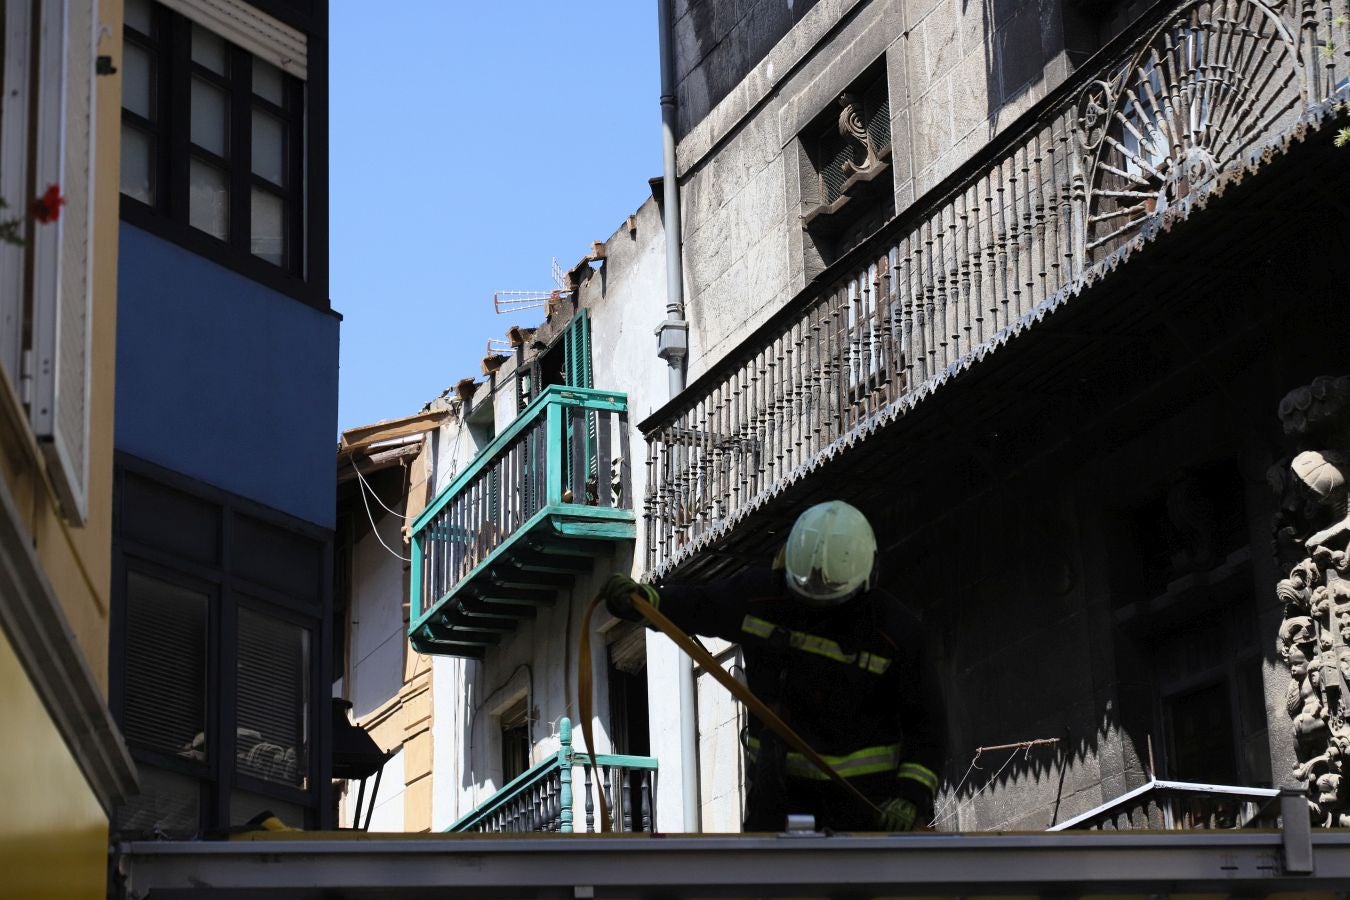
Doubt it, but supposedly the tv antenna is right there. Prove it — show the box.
[492,258,573,315]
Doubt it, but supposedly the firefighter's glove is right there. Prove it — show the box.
[875,797,919,832]
[601,574,658,623]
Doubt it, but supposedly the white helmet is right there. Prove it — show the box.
[782,500,877,606]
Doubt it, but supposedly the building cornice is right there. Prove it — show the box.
[0,473,137,818]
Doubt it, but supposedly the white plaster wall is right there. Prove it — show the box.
[697,643,745,832]
[349,503,407,720]
[362,748,405,832]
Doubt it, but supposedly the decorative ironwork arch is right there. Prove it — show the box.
[1078,0,1305,260]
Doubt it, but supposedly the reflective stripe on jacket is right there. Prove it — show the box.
[746,736,905,780]
[740,615,892,675]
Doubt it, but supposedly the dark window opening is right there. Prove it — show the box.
[500,697,531,783]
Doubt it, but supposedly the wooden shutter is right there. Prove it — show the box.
[564,308,592,389]
[31,0,98,523]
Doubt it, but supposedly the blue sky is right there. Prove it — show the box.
[330,2,661,433]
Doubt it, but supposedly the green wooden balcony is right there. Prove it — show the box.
[447,718,658,834]
[408,385,635,658]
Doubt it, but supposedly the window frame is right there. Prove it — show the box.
[111,454,335,835]
[119,0,324,310]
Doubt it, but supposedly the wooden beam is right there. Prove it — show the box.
[339,409,451,453]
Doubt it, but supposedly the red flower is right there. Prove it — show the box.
[30,184,65,224]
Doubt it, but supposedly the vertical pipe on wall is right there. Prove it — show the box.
[656,0,700,834]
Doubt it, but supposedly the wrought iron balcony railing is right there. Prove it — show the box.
[448,718,658,834]
[1048,779,1282,831]
[409,386,634,657]
[641,0,1350,577]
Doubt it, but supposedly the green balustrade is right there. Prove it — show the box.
[447,718,658,834]
[408,386,636,658]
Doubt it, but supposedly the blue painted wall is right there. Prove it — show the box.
[115,223,340,529]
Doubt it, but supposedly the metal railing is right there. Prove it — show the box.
[1049,779,1282,831]
[642,0,1350,574]
[448,718,658,834]
[409,385,631,628]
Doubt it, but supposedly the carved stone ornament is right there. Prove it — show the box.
[837,92,881,177]
[1272,375,1350,826]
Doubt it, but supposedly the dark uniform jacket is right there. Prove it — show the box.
[654,566,946,832]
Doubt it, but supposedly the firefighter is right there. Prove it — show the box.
[602,500,946,833]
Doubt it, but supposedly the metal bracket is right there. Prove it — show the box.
[784,813,818,835]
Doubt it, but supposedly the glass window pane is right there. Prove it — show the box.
[251,110,285,186]
[115,768,202,838]
[124,0,154,36]
[236,609,309,786]
[250,189,285,266]
[191,24,229,76]
[190,76,229,157]
[253,57,285,105]
[122,42,155,120]
[189,158,229,239]
[123,572,208,758]
[120,124,156,204]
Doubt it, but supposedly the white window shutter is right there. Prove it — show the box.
[0,0,35,383]
[31,0,97,525]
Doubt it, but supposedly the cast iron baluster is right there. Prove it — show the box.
[959,191,973,355]
[970,179,985,344]
[899,237,914,387]
[754,348,766,492]
[1045,120,1062,295]
[871,259,886,410]
[945,202,960,363]
[644,437,656,568]
[932,214,948,371]
[1021,141,1036,312]
[983,171,999,332]
[786,322,799,470]
[995,159,1010,329]
[774,334,786,477]
[1033,131,1048,307]
[885,248,902,399]
[810,303,824,453]
[832,288,849,439]
[912,225,934,383]
[846,280,860,413]
[641,771,653,832]
[1007,148,1023,318]
[584,762,595,833]
[604,766,616,832]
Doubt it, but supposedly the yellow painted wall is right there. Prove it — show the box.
[0,626,108,900]
[0,0,122,693]
[0,3,124,897]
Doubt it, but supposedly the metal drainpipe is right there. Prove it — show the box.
[655,0,699,833]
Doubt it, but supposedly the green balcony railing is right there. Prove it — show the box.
[448,718,659,834]
[409,385,635,657]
